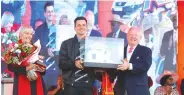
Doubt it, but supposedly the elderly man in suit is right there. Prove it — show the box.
[84,10,102,37]
[114,26,152,95]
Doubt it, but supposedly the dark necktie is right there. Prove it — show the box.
[74,39,88,83]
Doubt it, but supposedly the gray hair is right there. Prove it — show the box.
[1,11,14,27]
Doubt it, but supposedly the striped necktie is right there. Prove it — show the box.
[74,39,88,83]
[45,25,56,70]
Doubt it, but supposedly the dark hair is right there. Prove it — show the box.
[160,75,171,86]
[74,17,87,27]
[44,2,54,12]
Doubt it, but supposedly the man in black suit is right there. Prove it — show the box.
[33,2,59,90]
[107,14,127,45]
[114,26,152,95]
[160,14,177,71]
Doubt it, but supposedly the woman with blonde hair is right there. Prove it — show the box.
[1,11,19,77]
[1,11,20,33]
[7,25,46,95]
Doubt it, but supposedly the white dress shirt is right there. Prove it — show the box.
[127,45,137,70]
[113,29,120,38]
[87,29,92,36]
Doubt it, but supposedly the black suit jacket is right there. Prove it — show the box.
[106,31,127,45]
[33,22,58,68]
[90,29,102,37]
[59,35,95,87]
[34,22,50,58]
[114,44,152,95]
[160,30,176,71]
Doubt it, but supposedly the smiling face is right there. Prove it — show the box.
[19,25,34,44]
[127,27,142,47]
[75,20,87,36]
[44,6,54,22]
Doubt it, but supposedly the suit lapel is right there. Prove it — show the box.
[124,46,127,59]
[73,35,80,57]
[43,22,49,44]
[129,44,140,63]
[89,30,93,36]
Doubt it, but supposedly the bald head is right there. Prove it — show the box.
[84,10,95,30]
[127,26,142,47]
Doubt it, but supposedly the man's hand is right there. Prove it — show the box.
[75,60,84,70]
[48,48,55,57]
[117,59,130,71]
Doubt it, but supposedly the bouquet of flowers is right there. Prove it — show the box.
[4,40,44,81]
[1,27,18,57]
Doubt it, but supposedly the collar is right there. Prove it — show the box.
[127,44,138,50]
[87,29,92,36]
[76,35,83,42]
[115,29,120,35]
[46,21,54,29]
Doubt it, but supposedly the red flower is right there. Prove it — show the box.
[4,54,11,61]
[11,26,16,32]
[13,23,20,31]
[18,39,23,44]
[1,28,6,34]
[1,24,20,33]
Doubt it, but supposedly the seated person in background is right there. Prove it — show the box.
[48,75,64,95]
[154,70,179,95]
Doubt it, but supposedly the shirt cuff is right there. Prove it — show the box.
[128,63,133,70]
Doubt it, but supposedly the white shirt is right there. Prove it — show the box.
[87,29,92,36]
[113,29,120,38]
[127,45,137,70]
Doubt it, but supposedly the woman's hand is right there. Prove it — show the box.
[38,55,44,60]
[26,64,39,71]
[36,67,46,72]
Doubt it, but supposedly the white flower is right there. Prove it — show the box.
[14,44,19,48]
[10,48,15,52]
[6,40,12,44]
[2,38,6,43]
[15,49,21,54]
